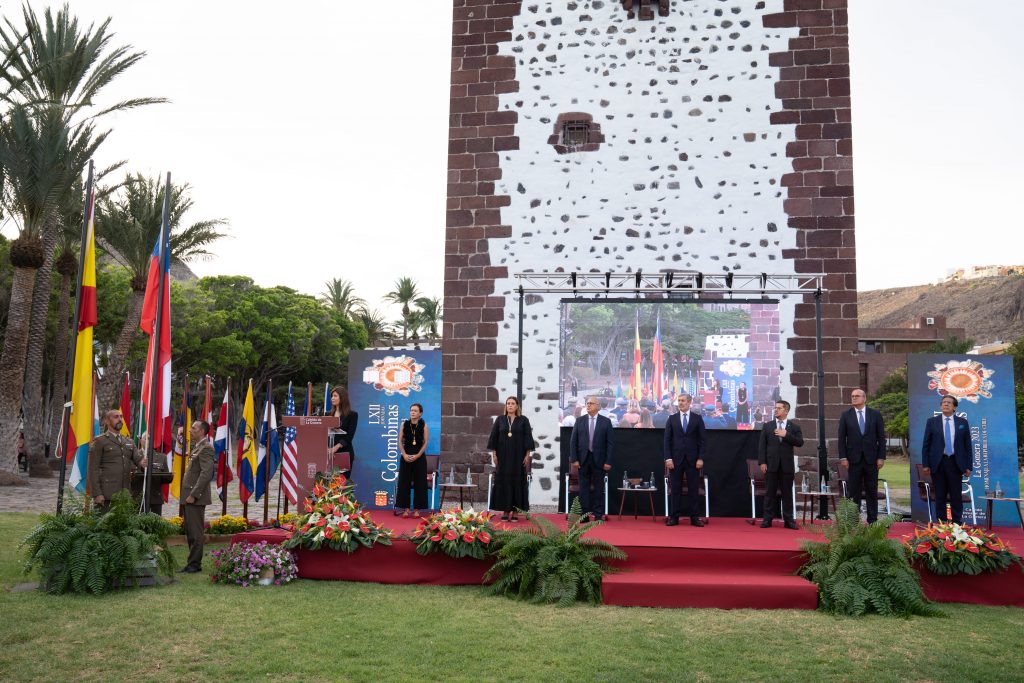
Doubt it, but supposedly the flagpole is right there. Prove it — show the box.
[306,382,312,416]
[55,161,95,514]
[177,372,189,519]
[262,379,273,525]
[143,172,172,514]
[275,381,289,522]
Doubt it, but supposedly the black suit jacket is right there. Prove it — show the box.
[921,414,972,473]
[662,410,707,466]
[837,406,886,464]
[569,413,614,468]
[758,419,804,473]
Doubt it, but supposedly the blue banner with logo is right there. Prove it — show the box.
[347,348,442,510]
[712,357,755,430]
[908,354,1019,526]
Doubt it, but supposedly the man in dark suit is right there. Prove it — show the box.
[758,400,804,529]
[569,395,614,521]
[921,395,972,523]
[180,420,215,573]
[663,393,707,527]
[837,388,887,523]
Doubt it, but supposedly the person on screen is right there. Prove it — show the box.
[620,400,642,428]
[487,396,534,522]
[395,403,429,518]
[612,397,628,422]
[640,408,654,429]
[663,393,706,527]
[735,382,750,424]
[561,406,576,428]
[652,400,671,428]
[569,395,613,521]
[921,395,972,524]
[328,386,358,478]
[600,382,614,398]
[837,388,886,523]
[758,400,804,530]
[703,406,736,430]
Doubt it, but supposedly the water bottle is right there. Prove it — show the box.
[801,476,808,493]
[448,466,455,484]
[622,471,628,489]
[649,471,655,490]
[995,481,1003,498]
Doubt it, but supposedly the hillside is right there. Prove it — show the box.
[858,275,1024,345]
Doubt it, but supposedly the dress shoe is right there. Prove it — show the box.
[500,513,509,521]
[178,566,200,574]
[759,519,772,528]
[784,521,800,530]
[690,517,705,527]
[665,517,679,527]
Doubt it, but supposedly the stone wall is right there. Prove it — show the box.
[443,0,857,504]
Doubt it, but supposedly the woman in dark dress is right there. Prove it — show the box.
[487,396,534,522]
[395,403,429,517]
[328,386,358,477]
[735,381,750,424]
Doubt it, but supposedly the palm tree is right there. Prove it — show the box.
[320,278,365,318]
[0,5,164,478]
[384,277,420,342]
[356,308,392,348]
[94,173,227,409]
[414,296,442,341]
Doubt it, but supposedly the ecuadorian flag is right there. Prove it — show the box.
[237,380,257,503]
[67,191,97,493]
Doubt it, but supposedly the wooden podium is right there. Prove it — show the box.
[281,415,340,503]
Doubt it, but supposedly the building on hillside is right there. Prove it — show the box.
[945,265,1024,282]
[443,1,859,503]
[856,315,966,394]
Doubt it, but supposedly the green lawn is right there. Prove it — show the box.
[2,512,1023,682]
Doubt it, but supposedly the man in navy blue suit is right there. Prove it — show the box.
[921,395,972,523]
[663,393,707,527]
[837,388,887,523]
[569,396,614,521]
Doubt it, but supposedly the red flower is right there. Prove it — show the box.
[967,544,979,554]
[300,524,311,533]
[338,521,351,532]
[479,531,491,544]
[937,532,949,540]
[312,483,325,497]
[304,502,314,513]
[462,532,475,543]
[915,544,931,554]
[430,534,442,542]
[323,502,334,514]
[944,541,956,552]
[445,529,457,541]
[316,519,327,528]
[324,526,334,539]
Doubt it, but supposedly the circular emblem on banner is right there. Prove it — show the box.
[718,359,746,378]
[925,359,995,403]
[362,355,425,396]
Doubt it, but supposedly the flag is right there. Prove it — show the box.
[652,311,664,401]
[323,382,330,415]
[119,373,132,438]
[633,310,642,401]
[202,376,213,427]
[237,380,257,503]
[214,386,234,500]
[281,383,300,505]
[616,371,622,399]
[171,397,191,501]
[254,392,280,502]
[673,369,680,397]
[66,190,97,493]
[139,230,173,499]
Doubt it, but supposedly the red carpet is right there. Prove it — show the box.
[231,515,1024,609]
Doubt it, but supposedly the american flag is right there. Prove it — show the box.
[281,382,299,504]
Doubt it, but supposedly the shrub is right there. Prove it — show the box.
[210,541,298,586]
[485,498,626,606]
[206,515,250,535]
[799,498,941,617]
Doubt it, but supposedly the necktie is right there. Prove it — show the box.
[682,412,688,432]
[858,410,865,435]
[944,417,953,456]
[588,416,595,451]
[779,421,785,442]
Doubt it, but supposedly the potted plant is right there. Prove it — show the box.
[209,541,298,586]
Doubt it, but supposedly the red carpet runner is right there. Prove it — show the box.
[232,515,1024,609]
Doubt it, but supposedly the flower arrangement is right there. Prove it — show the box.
[410,508,494,559]
[283,473,393,552]
[167,515,185,534]
[206,515,251,535]
[209,541,298,586]
[908,522,1024,576]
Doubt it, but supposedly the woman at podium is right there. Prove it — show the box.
[328,386,358,478]
[487,396,534,522]
[395,403,429,517]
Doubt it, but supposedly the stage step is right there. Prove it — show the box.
[602,568,819,610]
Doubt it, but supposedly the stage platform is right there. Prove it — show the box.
[232,515,1024,610]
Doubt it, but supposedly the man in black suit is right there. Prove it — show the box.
[569,396,614,521]
[663,393,707,527]
[921,395,972,523]
[758,400,804,529]
[837,388,887,523]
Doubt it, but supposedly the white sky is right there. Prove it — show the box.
[7,1,1023,317]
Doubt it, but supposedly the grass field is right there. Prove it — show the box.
[2,512,1023,682]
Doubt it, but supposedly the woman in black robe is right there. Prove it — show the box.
[487,396,534,521]
[328,386,358,478]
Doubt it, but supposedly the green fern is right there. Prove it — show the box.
[21,489,179,595]
[799,498,943,617]
[485,498,626,606]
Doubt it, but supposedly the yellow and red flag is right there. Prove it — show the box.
[66,190,97,493]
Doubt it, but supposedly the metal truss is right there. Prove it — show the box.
[512,271,824,296]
